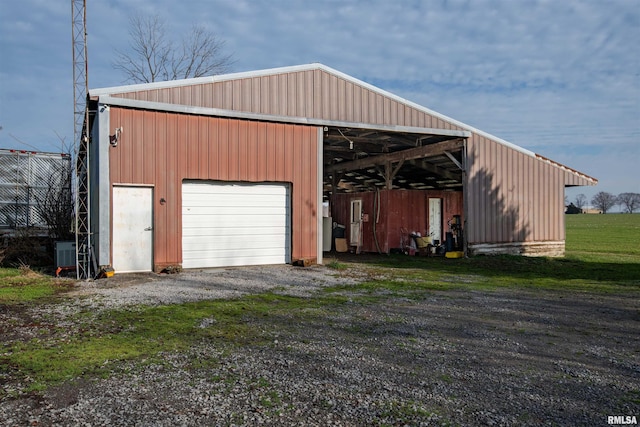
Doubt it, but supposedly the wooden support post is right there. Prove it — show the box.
[377,160,404,190]
[331,172,343,196]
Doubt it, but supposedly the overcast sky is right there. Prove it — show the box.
[1,0,638,205]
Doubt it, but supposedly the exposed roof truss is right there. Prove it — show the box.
[323,126,466,195]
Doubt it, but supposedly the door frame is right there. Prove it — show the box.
[350,199,362,247]
[181,180,292,268]
[428,197,443,245]
[111,185,154,272]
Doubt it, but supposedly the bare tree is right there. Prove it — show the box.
[113,14,234,83]
[32,160,74,241]
[31,136,74,241]
[616,192,640,213]
[591,191,617,214]
[574,193,587,211]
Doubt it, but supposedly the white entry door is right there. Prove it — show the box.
[428,198,442,244]
[350,199,362,247]
[112,186,153,272]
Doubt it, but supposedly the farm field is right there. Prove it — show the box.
[565,213,640,263]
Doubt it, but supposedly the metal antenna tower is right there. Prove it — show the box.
[72,0,94,279]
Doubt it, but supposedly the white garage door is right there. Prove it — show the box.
[182,181,291,269]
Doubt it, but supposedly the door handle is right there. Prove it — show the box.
[144,227,153,231]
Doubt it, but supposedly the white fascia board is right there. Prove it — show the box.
[97,95,471,139]
[316,127,324,265]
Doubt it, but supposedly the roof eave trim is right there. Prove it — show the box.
[535,153,598,185]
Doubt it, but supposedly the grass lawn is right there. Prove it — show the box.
[0,267,75,304]
[331,213,640,293]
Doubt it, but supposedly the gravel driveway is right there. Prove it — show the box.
[1,263,638,426]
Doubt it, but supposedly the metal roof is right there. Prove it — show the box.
[91,63,596,192]
[91,63,532,157]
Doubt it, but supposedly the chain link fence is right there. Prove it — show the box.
[0,149,72,229]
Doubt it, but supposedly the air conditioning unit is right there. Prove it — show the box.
[54,241,76,268]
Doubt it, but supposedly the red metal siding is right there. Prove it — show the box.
[331,190,463,253]
[109,107,318,270]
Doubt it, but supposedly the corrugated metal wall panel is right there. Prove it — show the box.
[279,75,289,115]
[384,97,393,124]
[541,159,549,240]
[108,107,318,270]
[272,75,284,115]
[286,73,297,117]
[234,78,246,111]
[321,71,331,119]
[303,72,315,118]
[359,86,369,123]
[516,147,525,241]
[344,78,354,122]
[336,77,346,121]
[466,135,567,247]
[331,190,463,253]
